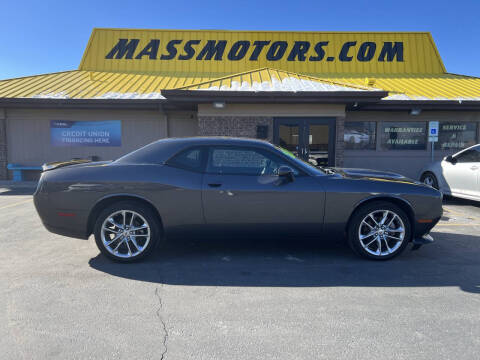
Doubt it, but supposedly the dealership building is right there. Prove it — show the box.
[1,28,480,180]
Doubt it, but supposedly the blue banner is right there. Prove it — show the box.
[50,120,121,147]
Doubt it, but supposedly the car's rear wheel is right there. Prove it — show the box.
[348,201,411,260]
[420,172,439,190]
[93,201,161,262]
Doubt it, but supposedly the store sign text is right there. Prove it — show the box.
[442,124,467,131]
[387,139,419,145]
[50,120,121,147]
[105,39,404,63]
[384,127,423,133]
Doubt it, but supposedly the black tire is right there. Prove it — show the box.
[347,201,411,260]
[93,201,162,263]
[420,172,439,190]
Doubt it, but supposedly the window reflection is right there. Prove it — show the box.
[344,121,376,150]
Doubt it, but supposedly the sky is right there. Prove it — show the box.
[1,0,479,79]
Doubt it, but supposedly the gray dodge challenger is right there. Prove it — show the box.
[34,137,442,262]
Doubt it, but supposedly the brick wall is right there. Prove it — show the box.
[198,116,274,142]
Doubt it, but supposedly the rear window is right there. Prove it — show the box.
[115,140,174,164]
[167,147,204,172]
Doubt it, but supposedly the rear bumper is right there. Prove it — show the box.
[43,222,89,240]
[34,192,89,240]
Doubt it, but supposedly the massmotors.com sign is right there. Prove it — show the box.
[50,120,121,147]
[105,38,404,63]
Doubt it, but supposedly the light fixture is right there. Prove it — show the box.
[213,101,226,109]
[410,108,421,116]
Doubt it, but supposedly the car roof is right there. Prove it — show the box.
[115,136,275,164]
[453,143,480,157]
[157,136,273,146]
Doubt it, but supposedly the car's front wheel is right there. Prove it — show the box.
[93,201,161,262]
[348,201,411,260]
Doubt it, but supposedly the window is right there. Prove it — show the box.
[380,122,427,150]
[436,122,478,150]
[167,147,204,172]
[455,146,480,163]
[207,147,299,176]
[344,121,376,150]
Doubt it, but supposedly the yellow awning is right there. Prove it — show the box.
[1,68,480,100]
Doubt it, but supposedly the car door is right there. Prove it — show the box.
[442,145,480,198]
[201,145,326,235]
[159,146,207,230]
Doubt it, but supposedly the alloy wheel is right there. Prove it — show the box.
[423,175,435,187]
[358,210,405,257]
[100,210,151,258]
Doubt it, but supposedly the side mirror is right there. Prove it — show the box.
[445,155,457,164]
[277,166,295,182]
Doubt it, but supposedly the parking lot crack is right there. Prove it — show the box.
[155,286,169,360]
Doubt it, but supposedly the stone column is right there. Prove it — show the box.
[0,108,7,180]
[335,116,345,167]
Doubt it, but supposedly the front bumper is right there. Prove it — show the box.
[410,212,441,250]
[412,233,434,250]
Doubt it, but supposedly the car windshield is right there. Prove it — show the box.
[275,146,329,175]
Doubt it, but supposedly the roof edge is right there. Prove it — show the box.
[79,28,97,71]
[361,99,480,111]
[174,67,374,91]
[0,97,167,109]
[162,89,388,104]
[91,28,435,35]
[427,32,447,73]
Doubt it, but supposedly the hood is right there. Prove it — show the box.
[331,167,421,185]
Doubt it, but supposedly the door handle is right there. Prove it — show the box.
[470,166,479,170]
[208,183,222,187]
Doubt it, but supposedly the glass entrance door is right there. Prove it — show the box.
[306,119,334,167]
[274,118,335,167]
[276,120,302,158]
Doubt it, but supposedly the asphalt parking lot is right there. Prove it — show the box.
[1,185,479,359]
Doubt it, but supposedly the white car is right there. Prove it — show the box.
[420,144,480,201]
[344,130,370,144]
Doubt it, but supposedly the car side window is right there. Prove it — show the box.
[206,146,299,176]
[167,147,204,172]
[455,146,480,163]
